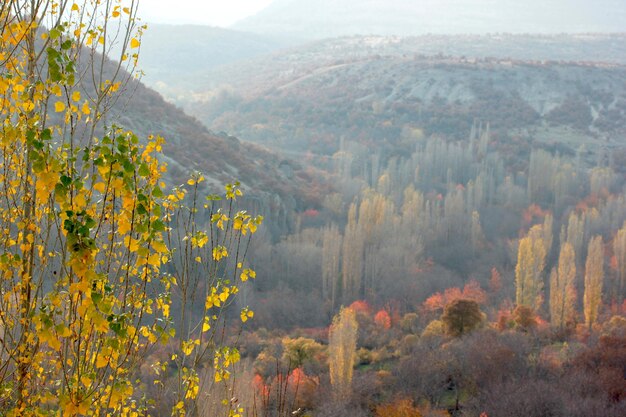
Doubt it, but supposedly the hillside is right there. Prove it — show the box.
[233,0,626,39]
[100,63,327,236]
[177,37,626,169]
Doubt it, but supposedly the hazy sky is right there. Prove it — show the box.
[139,0,274,27]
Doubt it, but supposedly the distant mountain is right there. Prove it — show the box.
[185,34,626,93]
[145,33,626,103]
[135,24,291,99]
[232,0,626,39]
[175,36,626,170]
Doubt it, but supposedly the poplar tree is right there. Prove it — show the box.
[342,203,363,302]
[584,236,604,329]
[515,225,546,310]
[0,2,261,415]
[614,221,626,302]
[328,307,358,401]
[322,223,342,310]
[550,242,577,329]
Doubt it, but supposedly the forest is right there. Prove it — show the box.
[0,1,624,417]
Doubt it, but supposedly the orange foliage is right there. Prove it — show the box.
[535,315,550,331]
[489,267,502,293]
[375,398,423,417]
[522,204,548,226]
[349,300,372,315]
[575,192,604,213]
[375,399,450,417]
[496,308,512,331]
[610,254,618,271]
[252,374,270,399]
[374,310,392,329]
[423,280,487,312]
[463,279,488,304]
[302,208,319,218]
[287,367,319,409]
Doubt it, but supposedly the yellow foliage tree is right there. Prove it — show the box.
[0,2,261,416]
[584,235,604,329]
[613,221,626,302]
[515,225,546,310]
[328,307,358,401]
[549,242,577,329]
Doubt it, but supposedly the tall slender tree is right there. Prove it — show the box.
[613,221,626,302]
[550,242,577,329]
[328,307,358,401]
[515,225,547,310]
[584,236,604,329]
[322,224,342,310]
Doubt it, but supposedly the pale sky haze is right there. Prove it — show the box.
[138,0,274,27]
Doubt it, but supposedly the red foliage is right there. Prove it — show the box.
[489,267,502,293]
[575,192,604,213]
[287,367,306,388]
[253,374,270,399]
[463,279,488,304]
[496,308,512,331]
[423,280,487,312]
[423,292,445,312]
[349,300,372,315]
[287,368,319,409]
[302,208,319,218]
[521,204,548,226]
[374,310,392,330]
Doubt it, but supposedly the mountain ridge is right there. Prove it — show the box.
[232,0,626,39]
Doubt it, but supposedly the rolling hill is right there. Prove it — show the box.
[98,56,328,236]
[173,35,626,170]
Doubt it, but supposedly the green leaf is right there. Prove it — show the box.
[138,163,150,177]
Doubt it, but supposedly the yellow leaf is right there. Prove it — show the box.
[41,329,61,350]
[130,38,140,48]
[218,289,230,303]
[80,375,92,387]
[71,90,81,102]
[95,353,108,368]
[152,240,168,254]
[54,101,65,112]
[147,253,161,267]
[71,3,79,11]
[81,101,91,115]
[93,181,106,194]
[118,218,132,235]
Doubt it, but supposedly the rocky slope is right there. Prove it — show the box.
[175,36,626,166]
